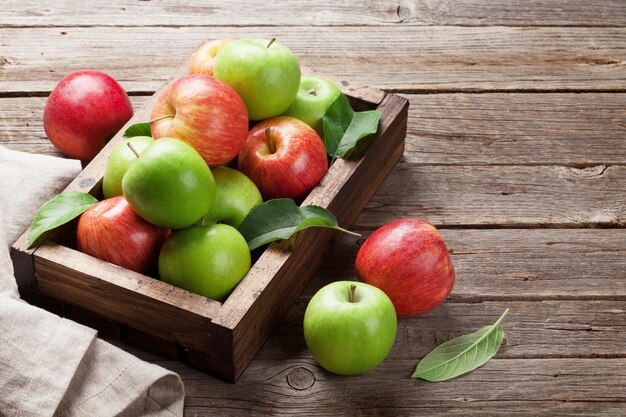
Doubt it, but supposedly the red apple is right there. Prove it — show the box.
[237,116,328,200]
[355,218,455,317]
[77,196,170,274]
[44,70,133,161]
[151,74,248,166]
[188,38,234,76]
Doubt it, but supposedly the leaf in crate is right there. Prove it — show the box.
[124,122,152,138]
[237,198,359,251]
[27,191,98,248]
[411,308,509,382]
[323,93,381,159]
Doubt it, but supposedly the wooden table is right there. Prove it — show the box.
[2,2,625,415]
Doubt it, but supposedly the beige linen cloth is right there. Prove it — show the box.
[0,146,184,416]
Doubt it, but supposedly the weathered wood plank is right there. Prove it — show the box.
[312,229,626,300]
[407,93,626,165]
[354,163,626,227]
[3,119,626,227]
[148,357,626,416]
[2,27,625,93]
[259,300,626,361]
[3,1,626,27]
[3,93,626,166]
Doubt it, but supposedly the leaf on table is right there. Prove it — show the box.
[237,198,359,251]
[124,122,152,138]
[411,308,510,382]
[322,93,381,159]
[27,191,98,248]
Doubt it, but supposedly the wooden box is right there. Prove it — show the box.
[11,42,408,382]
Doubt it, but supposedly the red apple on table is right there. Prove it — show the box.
[77,196,170,274]
[188,38,234,76]
[237,116,328,201]
[355,218,455,317]
[44,70,133,161]
[151,74,248,166]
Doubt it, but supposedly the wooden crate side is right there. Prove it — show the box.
[31,242,223,350]
[10,233,37,288]
[217,94,409,379]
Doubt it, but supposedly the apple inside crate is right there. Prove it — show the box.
[11,41,408,382]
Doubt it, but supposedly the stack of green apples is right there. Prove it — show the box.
[77,38,344,302]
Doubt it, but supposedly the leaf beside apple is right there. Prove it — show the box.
[124,122,152,138]
[237,198,359,251]
[411,309,509,382]
[323,93,381,159]
[27,191,98,248]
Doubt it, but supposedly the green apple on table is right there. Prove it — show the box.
[214,38,301,120]
[122,137,216,229]
[202,166,262,228]
[303,281,397,375]
[102,136,153,198]
[159,223,251,301]
[283,75,341,136]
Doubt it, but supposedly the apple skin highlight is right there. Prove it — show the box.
[355,218,455,317]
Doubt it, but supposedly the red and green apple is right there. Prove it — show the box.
[151,74,248,166]
[237,116,328,201]
[188,38,234,76]
[355,218,455,317]
[77,196,170,274]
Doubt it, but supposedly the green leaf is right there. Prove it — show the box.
[322,93,381,159]
[237,198,359,250]
[27,191,98,248]
[124,122,152,138]
[411,309,509,382]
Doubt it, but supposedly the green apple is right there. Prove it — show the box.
[282,76,341,136]
[213,38,301,120]
[303,281,397,375]
[102,136,153,198]
[202,166,262,228]
[122,137,215,229]
[158,224,251,301]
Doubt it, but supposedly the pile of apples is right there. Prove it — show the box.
[44,38,343,301]
[43,38,457,377]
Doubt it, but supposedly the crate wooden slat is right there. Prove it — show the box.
[10,41,408,382]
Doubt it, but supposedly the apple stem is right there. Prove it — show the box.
[264,128,277,154]
[336,226,361,238]
[149,114,174,124]
[126,142,140,158]
[267,38,276,48]
[349,284,357,303]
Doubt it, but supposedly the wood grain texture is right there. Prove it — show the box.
[152,357,626,416]
[259,300,626,361]
[311,229,626,300]
[3,1,626,27]
[406,93,626,165]
[2,26,626,93]
[355,163,626,227]
[3,93,626,165]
